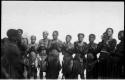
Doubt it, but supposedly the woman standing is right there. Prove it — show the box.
[73,33,88,79]
[97,28,117,79]
[86,34,98,79]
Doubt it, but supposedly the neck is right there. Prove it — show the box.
[109,36,112,40]
[10,40,17,44]
[90,42,94,44]
[66,41,70,44]
[53,38,58,41]
[43,38,47,40]
[79,41,83,43]
[31,43,35,44]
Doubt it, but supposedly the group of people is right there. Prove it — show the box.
[1,28,124,79]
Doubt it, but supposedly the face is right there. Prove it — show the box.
[66,35,71,43]
[22,38,28,47]
[89,35,95,43]
[78,35,84,42]
[107,29,113,37]
[43,32,48,39]
[31,36,36,44]
[102,32,108,41]
[18,30,22,37]
[53,32,58,40]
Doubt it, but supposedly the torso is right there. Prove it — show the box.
[62,42,74,57]
[74,41,88,56]
[87,43,97,60]
[38,39,50,56]
[101,38,116,53]
[98,38,117,60]
[28,43,38,50]
[48,39,63,57]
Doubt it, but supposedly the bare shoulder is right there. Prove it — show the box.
[48,39,53,43]
[57,39,63,44]
[39,39,43,43]
[83,42,87,45]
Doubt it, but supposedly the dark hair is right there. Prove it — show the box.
[118,30,124,40]
[31,35,36,40]
[118,30,124,35]
[106,28,114,34]
[78,33,84,37]
[7,29,18,38]
[53,30,58,35]
[89,34,96,38]
[17,29,23,34]
[66,35,72,39]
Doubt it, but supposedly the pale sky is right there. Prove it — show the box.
[1,1,124,44]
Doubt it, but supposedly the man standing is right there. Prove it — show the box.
[37,31,50,78]
[46,30,62,79]
[62,35,74,79]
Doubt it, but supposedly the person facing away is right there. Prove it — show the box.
[1,29,25,79]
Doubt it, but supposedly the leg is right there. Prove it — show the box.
[40,70,43,79]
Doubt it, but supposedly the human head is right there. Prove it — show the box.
[31,35,36,44]
[53,30,58,40]
[66,35,72,43]
[7,29,19,42]
[118,30,124,41]
[106,28,113,37]
[17,29,23,37]
[102,32,108,41]
[89,34,96,43]
[43,31,48,39]
[21,38,28,49]
[78,33,84,42]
